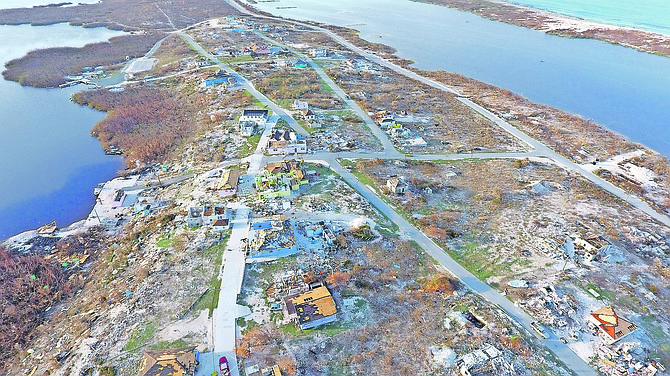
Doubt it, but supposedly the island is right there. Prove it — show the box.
[1,1,669,375]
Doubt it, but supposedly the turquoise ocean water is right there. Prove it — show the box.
[506,0,670,36]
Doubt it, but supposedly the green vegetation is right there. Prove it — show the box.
[352,224,375,240]
[447,239,527,281]
[98,366,117,376]
[152,338,189,350]
[639,316,670,364]
[156,232,174,248]
[299,165,340,195]
[374,225,399,238]
[224,55,254,63]
[319,77,335,94]
[238,134,262,157]
[279,320,348,338]
[238,318,260,335]
[582,283,616,302]
[123,323,157,352]
[194,242,228,317]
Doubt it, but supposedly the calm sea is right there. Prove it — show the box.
[0,23,125,239]
[506,0,670,36]
[250,0,670,157]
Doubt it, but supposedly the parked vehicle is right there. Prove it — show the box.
[270,303,283,311]
[530,321,549,339]
[219,356,230,376]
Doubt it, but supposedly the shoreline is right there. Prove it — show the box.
[3,0,670,242]
[3,7,670,375]
[496,0,670,37]
[416,0,670,57]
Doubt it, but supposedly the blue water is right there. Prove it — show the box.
[506,0,670,36]
[251,0,670,156]
[0,23,125,239]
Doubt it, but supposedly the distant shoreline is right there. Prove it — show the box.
[415,0,670,57]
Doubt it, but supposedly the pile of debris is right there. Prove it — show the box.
[593,342,665,376]
[0,227,109,366]
[456,344,515,376]
[247,217,297,259]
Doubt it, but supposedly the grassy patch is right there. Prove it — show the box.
[349,169,376,188]
[238,317,260,335]
[582,283,616,302]
[194,242,228,317]
[375,225,399,238]
[156,233,174,248]
[446,239,523,281]
[152,338,190,350]
[224,55,254,63]
[279,323,310,337]
[123,323,157,352]
[238,134,262,157]
[319,77,335,94]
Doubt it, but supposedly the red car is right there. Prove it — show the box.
[219,356,230,376]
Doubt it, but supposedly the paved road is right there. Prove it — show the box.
[122,172,195,191]
[225,0,670,228]
[179,32,309,137]
[463,100,670,227]
[311,154,598,375]
[194,351,239,376]
[220,2,600,373]
[212,95,279,362]
[253,31,399,155]
[213,203,248,376]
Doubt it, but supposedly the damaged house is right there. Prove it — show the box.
[255,160,309,199]
[247,216,297,259]
[137,347,197,376]
[217,169,241,197]
[588,306,638,344]
[284,284,337,329]
[386,177,408,195]
[267,128,307,155]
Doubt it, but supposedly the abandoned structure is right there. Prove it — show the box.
[284,284,337,329]
[267,129,307,155]
[247,217,297,259]
[218,169,241,197]
[137,347,197,376]
[588,306,638,344]
[386,177,408,194]
[187,205,230,228]
[255,160,308,199]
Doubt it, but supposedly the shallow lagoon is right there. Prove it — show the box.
[0,23,125,238]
